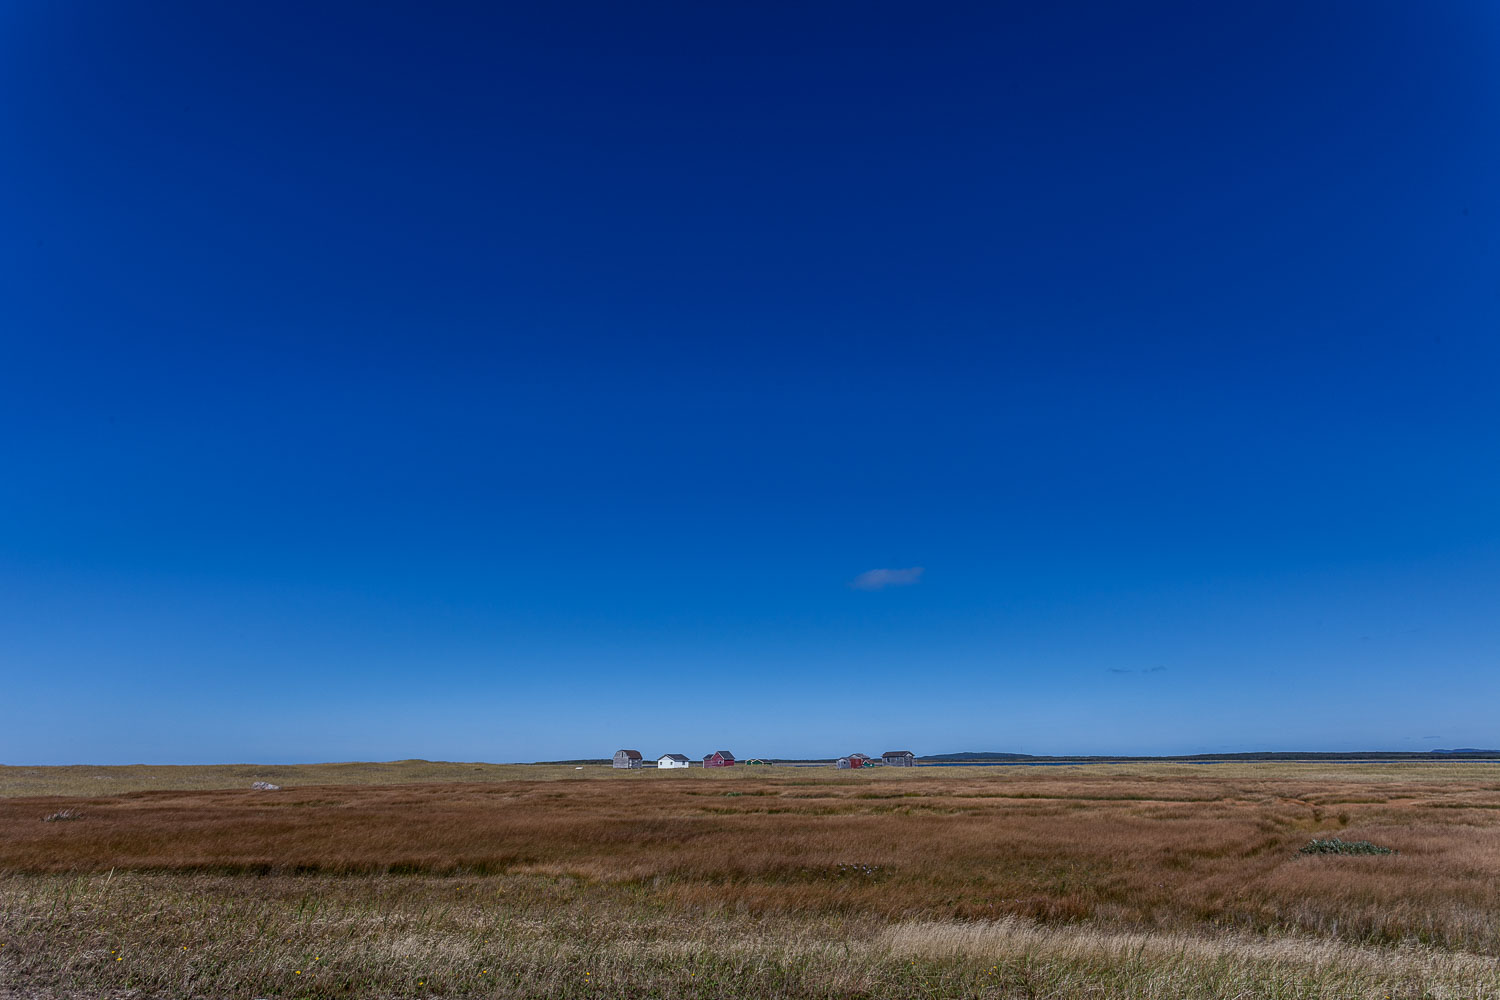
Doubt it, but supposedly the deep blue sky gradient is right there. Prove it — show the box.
[2,2,1498,763]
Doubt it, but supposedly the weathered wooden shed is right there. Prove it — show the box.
[836,753,872,769]
[881,750,916,767]
[703,750,736,767]
[657,753,691,769]
[612,749,644,769]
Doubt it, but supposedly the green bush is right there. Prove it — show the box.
[1298,837,1395,856]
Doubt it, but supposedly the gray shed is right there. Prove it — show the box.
[881,750,916,767]
[612,749,644,769]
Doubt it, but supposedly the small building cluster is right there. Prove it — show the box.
[836,751,915,768]
[612,748,917,769]
[612,749,743,769]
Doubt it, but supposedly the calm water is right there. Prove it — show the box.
[919,759,1500,767]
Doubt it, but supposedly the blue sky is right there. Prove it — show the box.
[2,2,1498,764]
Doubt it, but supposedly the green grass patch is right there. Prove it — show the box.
[1298,838,1395,856]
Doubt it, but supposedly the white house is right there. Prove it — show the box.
[658,753,691,769]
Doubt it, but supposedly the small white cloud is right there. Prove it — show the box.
[849,567,924,591]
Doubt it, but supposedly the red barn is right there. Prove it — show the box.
[703,750,736,767]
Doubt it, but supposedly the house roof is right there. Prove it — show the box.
[849,752,871,758]
[616,749,643,759]
[706,750,735,758]
[882,750,915,756]
[659,754,690,762]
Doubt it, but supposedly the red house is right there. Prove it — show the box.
[703,750,736,767]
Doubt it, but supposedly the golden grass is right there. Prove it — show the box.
[4,762,1500,997]
[4,872,1498,999]
[0,759,590,798]
[6,758,1495,798]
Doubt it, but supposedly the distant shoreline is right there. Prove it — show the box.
[918,749,1500,763]
[536,749,1500,766]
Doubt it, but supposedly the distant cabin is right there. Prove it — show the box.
[658,753,691,769]
[836,753,872,769]
[743,758,773,766]
[612,749,644,769]
[882,750,916,767]
[703,750,736,768]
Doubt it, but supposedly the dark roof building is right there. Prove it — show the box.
[612,749,644,769]
[882,750,916,767]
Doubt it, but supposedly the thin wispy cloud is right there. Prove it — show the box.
[849,567,924,591]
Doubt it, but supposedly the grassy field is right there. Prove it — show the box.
[4,761,1500,998]
[0,759,579,798]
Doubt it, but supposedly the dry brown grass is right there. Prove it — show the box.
[4,762,1500,997]
[5,872,1500,999]
[6,764,1500,947]
[0,759,579,798]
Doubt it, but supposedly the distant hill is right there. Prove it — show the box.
[921,749,1500,763]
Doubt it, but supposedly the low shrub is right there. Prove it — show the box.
[1298,837,1395,856]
